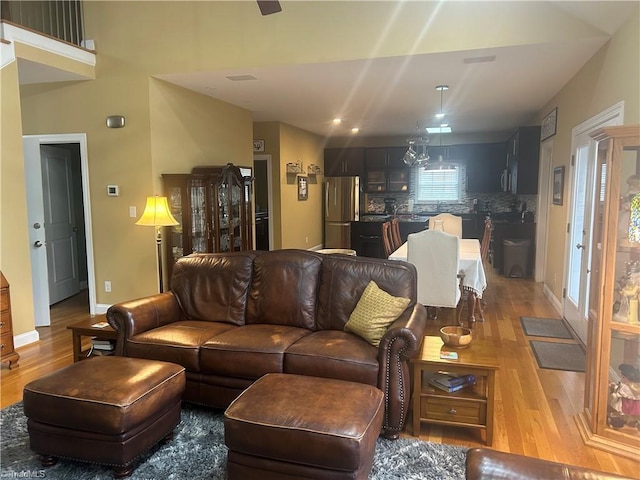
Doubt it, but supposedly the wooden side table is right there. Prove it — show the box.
[411,336,499,445]
[67,317,117,362]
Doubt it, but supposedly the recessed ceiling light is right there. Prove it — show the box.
[435,85,449,91]
[332,118,342,125]
[426,126,452,134]
[435,113,445,120]
[440,123,449,128]
[351,127,360,134]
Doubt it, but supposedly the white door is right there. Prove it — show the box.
[562,102,623,344]
[41,145,80,304]
[563,136,595,344]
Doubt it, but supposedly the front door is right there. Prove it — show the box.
[40,145,81,304]
[563,135,594,344]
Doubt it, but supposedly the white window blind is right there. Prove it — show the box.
[415,166,461,203]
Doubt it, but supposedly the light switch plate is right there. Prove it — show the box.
[129,206,137,218]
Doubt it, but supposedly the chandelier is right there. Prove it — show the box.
[403,84,455,170]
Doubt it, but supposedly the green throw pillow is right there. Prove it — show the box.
[345,280,411,347]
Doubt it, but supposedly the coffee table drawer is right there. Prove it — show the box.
[421,396,486,425]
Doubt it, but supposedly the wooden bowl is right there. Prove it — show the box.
[439,326,473,349]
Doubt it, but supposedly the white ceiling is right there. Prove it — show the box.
[16,1,638,140]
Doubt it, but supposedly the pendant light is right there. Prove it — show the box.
[425,85,456,171]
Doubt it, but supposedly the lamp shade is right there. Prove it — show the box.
[135,196,179,227]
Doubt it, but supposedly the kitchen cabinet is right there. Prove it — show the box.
[576,125,640,461]
[466,143,506,193]
[428,144,469,162]
[365,147,410,193]
[350,221,386,258]
[324,148,365,177]
[505,126,541,194]
[163,164,253,280]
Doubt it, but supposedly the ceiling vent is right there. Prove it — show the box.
[226,75,257,81]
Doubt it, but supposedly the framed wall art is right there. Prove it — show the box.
[541,108,558,141]
[553,166,564,205]
[253,139,265,152]
[298,176,308,201]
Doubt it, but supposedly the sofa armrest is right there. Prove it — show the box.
[379,303,428,361]
[106,292,182,356]
[465,448,633,480]
[377,302,427,438]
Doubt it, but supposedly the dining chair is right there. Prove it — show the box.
[381,221,394,258]
[407,229,464,323]
[475,217,493,318]
[428,213,462,238]
[390,218,402,251]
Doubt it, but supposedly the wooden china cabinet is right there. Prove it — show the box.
[162,163,253,280]
[576,125,640,460]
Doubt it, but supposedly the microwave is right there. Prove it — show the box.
[500,169,511,192]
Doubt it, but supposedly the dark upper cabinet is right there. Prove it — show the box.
[324,148,365,177]
[506,126,541,194]
[466,143,507,193]
[365,147,410,193]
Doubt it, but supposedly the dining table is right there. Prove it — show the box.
[388,238,487,322]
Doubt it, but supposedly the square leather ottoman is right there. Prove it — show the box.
[224,373,384,480]
[23,356,185,478]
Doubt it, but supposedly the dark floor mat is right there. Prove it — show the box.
[520,316,573,339]
[530,340,585,372]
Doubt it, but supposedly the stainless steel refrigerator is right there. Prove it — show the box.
[324,177,360,248]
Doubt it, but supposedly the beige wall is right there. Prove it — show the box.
[0,61,35,336]
[253,121,324,250]
[539,13,640,301]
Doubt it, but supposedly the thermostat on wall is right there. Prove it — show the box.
[107,185,119,196]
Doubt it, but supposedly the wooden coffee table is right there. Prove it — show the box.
[67,317,117,362]
[411,336,499,445]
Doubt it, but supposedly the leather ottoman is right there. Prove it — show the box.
[23,356,185,478]
[224,373,384,480]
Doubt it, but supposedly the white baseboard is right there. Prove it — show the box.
[95,303,111,315]
[14,330,40,348]
[543,283,563,316]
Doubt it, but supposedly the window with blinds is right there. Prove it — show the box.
[415,166,461,203]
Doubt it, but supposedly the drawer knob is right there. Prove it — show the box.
[448,408,457,415]
[0,322,4,328]
[0,344,4,350]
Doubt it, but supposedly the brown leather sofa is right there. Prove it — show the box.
[465,448,634,479]
[107,249,427,438]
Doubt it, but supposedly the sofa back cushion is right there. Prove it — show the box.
[247,250,322,330]
[171,252,256,325]
[316,256,417,331]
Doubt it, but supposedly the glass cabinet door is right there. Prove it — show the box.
[580,125,640,460]
[190,177,209,253]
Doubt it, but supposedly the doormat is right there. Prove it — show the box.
[530,340,585,372]
[520,317,573,339]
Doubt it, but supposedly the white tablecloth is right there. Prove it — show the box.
[389,238,487,298]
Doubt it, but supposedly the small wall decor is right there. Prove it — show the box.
[553,166,564,205]
[541,107,558,141]
[298,176,308,201]
[253,139,265,152]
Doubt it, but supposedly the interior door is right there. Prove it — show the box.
[564,137,594,343]
[41,145,80,304]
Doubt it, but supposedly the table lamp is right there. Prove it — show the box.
[136,195,179,292]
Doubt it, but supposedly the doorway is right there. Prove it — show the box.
[253,154,273,250]
[23,134,96,328]
[562,102,623,344]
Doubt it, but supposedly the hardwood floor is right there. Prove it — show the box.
[2,272,639,478]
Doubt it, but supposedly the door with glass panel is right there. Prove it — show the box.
[563,132,597,344]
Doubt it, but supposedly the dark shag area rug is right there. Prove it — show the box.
[530,340,586,372]
[520,316,573,339]
[1,402,468,480]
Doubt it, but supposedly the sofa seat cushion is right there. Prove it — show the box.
[284,330,379,386]
[127,320,237,371]
[200,324,311,378]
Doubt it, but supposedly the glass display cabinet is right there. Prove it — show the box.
[577,125,640,460]
[162,164,253,280]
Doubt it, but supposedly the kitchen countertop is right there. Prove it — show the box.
[359,212,533,223]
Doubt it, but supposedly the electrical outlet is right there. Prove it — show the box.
[305,236,309,244]
[104,281,111,292]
